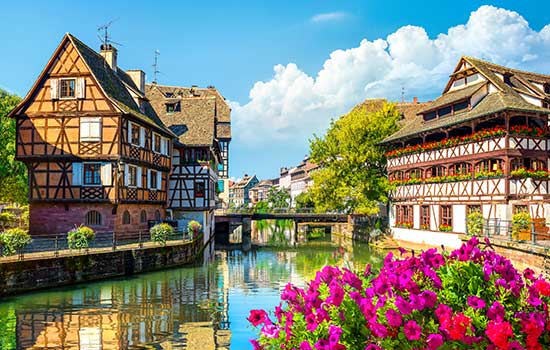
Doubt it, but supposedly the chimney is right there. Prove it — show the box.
[413,97,418,104]
[127,70,145,93]
[100,44,118,71]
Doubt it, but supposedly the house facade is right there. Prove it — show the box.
[382,56,550,246]
[289,157,318,206]
[146,84,231,241]
[249,179,275,204]
[9,34,174,237]
[230,175,259,207]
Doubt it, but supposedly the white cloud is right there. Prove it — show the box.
[310,12,349,23]
[232,5,550,165]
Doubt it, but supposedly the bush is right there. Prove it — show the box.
[466,211,484,236]
[0,212,16,228]
[187,220,202,239]
[438,224,452,232]
[249,237,550,350]
[150,223,174,245]
[512,211,531,240]
[0,228,31,256]
[67,225,96,250]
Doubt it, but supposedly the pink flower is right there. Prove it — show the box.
[247,309,269,327]
[260,324,280,339]
[250,339,262,350]
[385,308,402,327]
[403,320,422,340]
[467,295,486,309]
[299,341,312,350]
[426,333,443,349]
[328,325,343,345]
[486,320,514,350]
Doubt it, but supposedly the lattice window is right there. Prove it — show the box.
[421,205,430,229]
[122,210,131,225]
[85,210,102,226]
[440,205,453,227]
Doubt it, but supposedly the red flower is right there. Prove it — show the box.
[446,313,472,340]
[248,309,269,327]
[534,279,550,297]
[486,320,514,350]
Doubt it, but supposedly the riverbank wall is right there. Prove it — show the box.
[0,238,203,297]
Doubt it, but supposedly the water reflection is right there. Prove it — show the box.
[0,235,382,350]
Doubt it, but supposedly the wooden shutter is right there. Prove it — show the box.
[160,137,166,155]
[137,167,143,187]
[50,79,59,100]
[76,77,86,99]
[72,163,82,186]
[124,164,129,186]
[101,163,112,186]
[139,127,145,147]
[127,121,132,143]
[157,171,162,190]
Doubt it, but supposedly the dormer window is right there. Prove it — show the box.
[166,102,180,113]
[60,78,76,98]
[424,111,437,121]
[544,83,550,94]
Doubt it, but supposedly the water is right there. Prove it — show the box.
[0,226,383,350]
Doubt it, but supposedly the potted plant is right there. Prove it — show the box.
[187,220,203,239]
[150,223,174,246]
[67,225,96,251]
[512,211,531,240]
[439,224,452,232]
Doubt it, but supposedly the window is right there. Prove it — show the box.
[467,205,482,214]
[122,210,131,225]
[408,168,422,179]
[153,134,161,153]
[428,166,447,178]
[453,163,472,175]
[513,205,528,214]
[440,205,453,227]
[60,79,76,98]
[466,73,480,84]
[421,205,430,229]
[131,123,141,145]
[140,210,147,223]
[424,111,437,121]
[84,163,101,185]
[453,100,469,113]
[150,170,158,189]
[166,102,180,113]
[438,106,452,117]
[544,83,550,94]
[475,159,503,173]
[195,181,206,198]
[85,210,102,226]
[80,117,101,142]
[128,165,138,187]
[218,179,225,192]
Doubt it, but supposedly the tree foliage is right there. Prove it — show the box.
[295,191,315,210]
[266,186,291,209]
[308,102,400,214]
[0,89,27,204]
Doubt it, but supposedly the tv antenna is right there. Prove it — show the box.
[401,85,405,103]
[153,50,161,84]
[97,18,122,48]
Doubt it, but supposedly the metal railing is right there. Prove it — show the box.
[483,218,550,246]
[0,228,197,263]
[217,207,346,215]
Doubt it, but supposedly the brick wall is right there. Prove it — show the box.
[29,202,166,237]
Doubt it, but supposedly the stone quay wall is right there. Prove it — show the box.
[0,239,202,297]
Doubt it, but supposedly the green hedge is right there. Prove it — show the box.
[0,228,31,256]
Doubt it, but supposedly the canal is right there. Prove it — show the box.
[0,223,383,350]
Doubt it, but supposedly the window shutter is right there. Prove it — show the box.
[124,164,129,186]
[72,163,82,186]
[101,163,112,186]
[137,167,143,187]
[148,169,152,188]
[157,171,162,190]
[139,127,145,147]
[160,137,166,155]
[50,79,59,100]
[80,118,89,141]
[76,77,86,99]
[127,121,132,143]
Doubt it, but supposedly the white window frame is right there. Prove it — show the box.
[80,117,102,142]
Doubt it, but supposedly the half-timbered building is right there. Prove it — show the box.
[146,84,231,240]
[9,34,175,237]
[382,56,550,246]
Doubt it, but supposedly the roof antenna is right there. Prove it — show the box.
[153,50,161,84]
[97,18,122,48]
[401,85,405,103]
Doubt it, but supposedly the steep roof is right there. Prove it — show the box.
[382,56,550,144]
[146,84,231,146]
[233,175,258,189]
[67,35,173,136]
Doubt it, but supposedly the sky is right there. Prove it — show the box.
[1,1,550,180]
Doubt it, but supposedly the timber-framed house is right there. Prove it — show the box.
[382,56,550,242]
[9,34,175,237]
[146,84,231,240]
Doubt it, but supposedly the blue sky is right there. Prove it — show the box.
[1,1,550,180]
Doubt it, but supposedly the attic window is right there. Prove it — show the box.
[439,106,452,117]
[166,102,180,113]
[424,111,437,121]
[454,100,469,113]
[165,92,174,98]
[60,79,76,98]
[544,84,550,94]
[503,73,512,85]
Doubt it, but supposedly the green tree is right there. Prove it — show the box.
[266,186,291,209]
[308,101,400,214]
[0,89,27,204]
[295,191,315,210]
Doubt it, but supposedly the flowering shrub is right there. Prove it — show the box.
[67,225,95,250]
[395,221,413,229]
[390,174,471,186]
[0,228,31,256]
[474,169,503,180]
[385,125,549,159]
[150,223,174,245]
[187,220,203,239]
[438,224,453,232]
[466,211,484,236]
[248,238,550,350]
[511,168,550,180]
[511,212,531,241]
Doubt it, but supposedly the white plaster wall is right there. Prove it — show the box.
[413,205,420,229]
[520,93,542,107]
[454,205,467,234]
[392,227,462,249]
[430,205,440,231]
